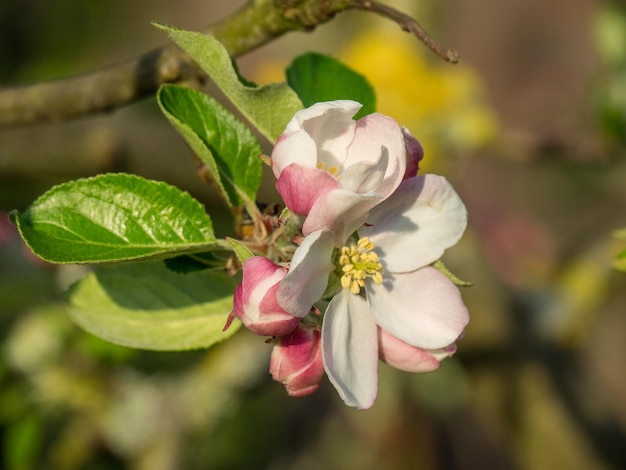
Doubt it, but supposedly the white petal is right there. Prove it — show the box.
[322,290,379,409]
[361,175,467,273]
[293,100,362,169]
[277,230,335,317]
[345,113,406,199]
[302,189,383,245]
[271,129,319,179]
[338,147,387,194]
[286,100,362,133]
[367,266,469,350]
[271,101,362,178]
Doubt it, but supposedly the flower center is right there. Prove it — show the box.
[316,161,340,176]
[338,237,383,295]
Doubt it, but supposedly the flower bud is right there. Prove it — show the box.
[270,324,324,397]
[229,256,299,336]
[378,327,457,373]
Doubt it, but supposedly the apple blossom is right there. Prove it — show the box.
[271,100,408,244]
[270,323,324,397]
[277,174,469,409]
[231,100,469,409]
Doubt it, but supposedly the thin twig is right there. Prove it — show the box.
[349,0,459,63]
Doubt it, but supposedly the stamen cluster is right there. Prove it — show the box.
[339,237,384,294]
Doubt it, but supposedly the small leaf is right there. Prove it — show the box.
[158,84,263,207]
[68,262,240,350]
[286,52,376,118]
[11,173,219,264]
[432,260,473,287]
[155,24,303,142]
[226,237,254,263]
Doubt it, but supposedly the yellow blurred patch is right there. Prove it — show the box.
[340,30,499,169]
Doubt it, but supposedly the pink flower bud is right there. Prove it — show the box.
[378,327,457,373]
[270,324,324,397]
[228,256,299,336]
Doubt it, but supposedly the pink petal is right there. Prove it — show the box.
[378,328,457,372]
[275,163,340,216]
[235,257,299,336]
[241,257,287,309]
[322,290,379,409]
[277,230,335,317]
[270,324,324,397]
[361,175,467,273]
[367,266,469,350]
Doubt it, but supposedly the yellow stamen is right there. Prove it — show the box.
[337,237,384,295]
[316,161,340,177]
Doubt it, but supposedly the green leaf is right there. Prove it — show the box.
[11,173,220,264]
[226,237,254,264]
[155,24,303,142]
[286,52,376,119]
[158,84,262,207]
[68,261,240,350]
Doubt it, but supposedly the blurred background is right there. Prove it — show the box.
[1,0,625,468]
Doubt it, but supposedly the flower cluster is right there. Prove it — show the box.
[228,100,469,409]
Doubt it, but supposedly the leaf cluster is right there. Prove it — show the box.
[10,25,377,351]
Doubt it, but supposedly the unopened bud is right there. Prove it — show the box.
[270,324,324,397]
[228,256,299,336]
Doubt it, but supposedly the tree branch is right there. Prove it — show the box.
[0,0,457,127]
